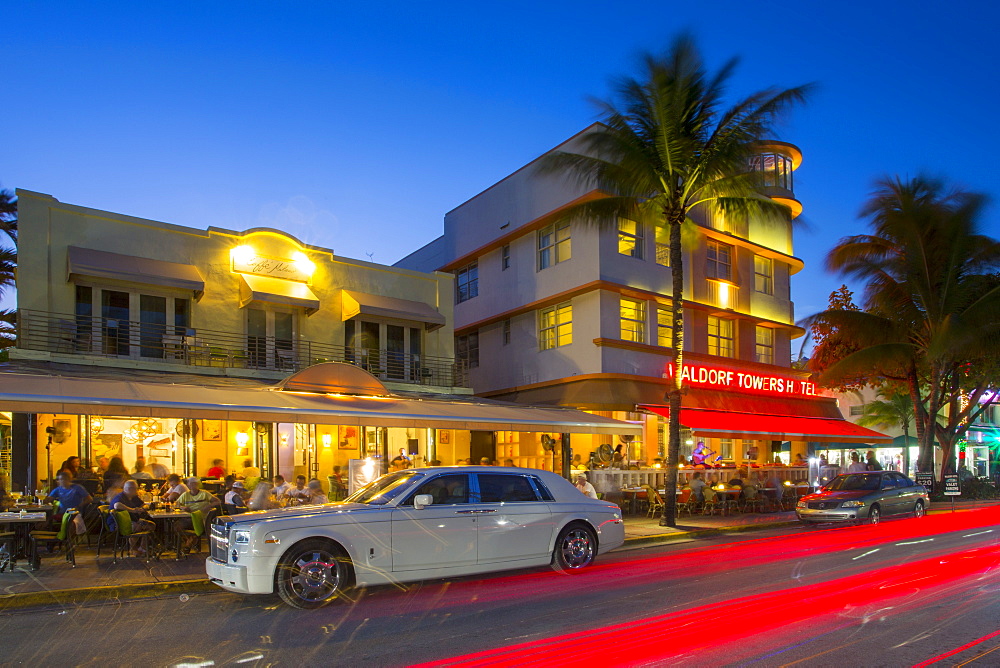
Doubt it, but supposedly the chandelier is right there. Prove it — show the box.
[122,418,160,445]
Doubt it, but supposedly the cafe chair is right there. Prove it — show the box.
[95,505,112,556]
[677,488,695,516]
[701,487,720,515]
[175,509,206,559]
[741,484,763,513]
[111,510,154,564]
[643,485,665,518]
[0,530,18,572]
[29,510,79,570]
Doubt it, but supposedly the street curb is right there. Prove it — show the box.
[0,578,219,613]
[620,519,800,548]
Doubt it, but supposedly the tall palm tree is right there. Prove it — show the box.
[817,176,1000,480]
[0,187,16,353]
[539,34,811,526]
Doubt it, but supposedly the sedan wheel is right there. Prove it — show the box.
[553,525,597,572]
[868,505,881,526]
[277,540,352,609]
[913,501,925,519]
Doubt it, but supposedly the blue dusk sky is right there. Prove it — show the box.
[6,1,999,337]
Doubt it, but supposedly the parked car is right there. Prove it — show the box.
[796,471,930,526]
[207,466,625,608]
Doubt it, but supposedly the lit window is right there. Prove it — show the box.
[708,316,735,358]
[456,262,478,303]
[538,221,571,270]
[706,240,733,281]
[754,255,773,295]
[539,302,572,350]
[501,244,510,271]
[655,225,670,267]
[749,153,794,190]
[502,318,510,346]
[618,219,644,259]
[719,439,734,460]
[620,297,646,343]
[456,332,479,368]
[656,307,674,348]
[755,326,774,364]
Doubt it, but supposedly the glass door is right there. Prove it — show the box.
[386,325,405,379]
[246,308,298,370]
[247,308,268,368]
[139,295,167,358]
[101,290,130,356]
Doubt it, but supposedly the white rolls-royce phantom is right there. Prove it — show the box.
[207,466,625,608]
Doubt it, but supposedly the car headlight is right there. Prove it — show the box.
[796,500,806,508]
[841,500,865,508]
[233,529,251,544]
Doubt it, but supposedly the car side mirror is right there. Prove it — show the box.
[413,494,434,510]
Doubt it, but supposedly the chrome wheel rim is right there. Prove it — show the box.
[561,529,595,569]
[869,508,880,525]
[914,502,925,518]
[288,550,341,603]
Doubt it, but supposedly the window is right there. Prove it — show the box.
[502,318,511,346]
[742,440,756,459]
[405,474,469,505]
[620,297,646,343]
[754,255,773,294]
[539,302,572,350]
[248,308,296,370]
[654,225,670,267]
[477,474,539,502]
[749,153,794,190]
[719,439,734,460]
[755,326,774,364]
[706,240,733,281]
[75,287,191,359]
[657,307,674,348]
[849,404,865,417]
[618,219,644,259]
[456,262,478,303]
[501,244,510,271]
[456,332,479,369]
[708,316,735,358]
[538,221,571,269]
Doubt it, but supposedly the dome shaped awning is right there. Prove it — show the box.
[275,362,390,396]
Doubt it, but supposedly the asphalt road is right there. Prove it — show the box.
[2,508,998,667]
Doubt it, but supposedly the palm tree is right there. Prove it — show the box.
[817,176,1000,480]
[0,187,16,353]
[539,34,811,526]
[856,386,914,473]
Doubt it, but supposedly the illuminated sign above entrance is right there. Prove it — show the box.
[230,245,315,283]
[664,362,819,398]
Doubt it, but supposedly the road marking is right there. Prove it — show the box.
[912,628,1000,667]
[962,530,994,538]
[777,636,866,667]
[953,643,1000,667]
[852,548,880,560]
[896,539,934,546]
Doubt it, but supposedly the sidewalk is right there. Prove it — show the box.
[2,499,996,612]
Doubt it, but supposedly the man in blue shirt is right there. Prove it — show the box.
[44,472,93,514]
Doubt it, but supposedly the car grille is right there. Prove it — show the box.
[808,501,841,510]
[210,520,233,562]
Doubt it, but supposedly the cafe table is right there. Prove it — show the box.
[148,509,192,560]
[712,487,742,515]
[0,511,49,564]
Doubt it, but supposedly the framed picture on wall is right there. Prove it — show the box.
[438,430,451,445]
[201,420,223,441]
[338,426,357,449]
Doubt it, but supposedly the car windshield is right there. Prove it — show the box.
[827,473,881,492]
[344,470,423,505]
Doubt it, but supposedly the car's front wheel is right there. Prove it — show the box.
[276,539,353,609]
[553,524,597,572]
[912,500,925,519]
[867,504,881,526]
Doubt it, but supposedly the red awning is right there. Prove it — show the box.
[639,405,892,444]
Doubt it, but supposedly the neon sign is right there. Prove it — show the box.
[665,362,818,398]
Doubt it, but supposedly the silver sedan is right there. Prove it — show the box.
[796,471,930,525]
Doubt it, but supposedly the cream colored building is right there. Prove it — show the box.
[4,191,637,493]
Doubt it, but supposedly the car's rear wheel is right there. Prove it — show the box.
[868,504,881,525]
[912,500,925,518]
[553,524,597,572]
[276,539,353,609]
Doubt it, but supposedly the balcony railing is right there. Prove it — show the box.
[16,309,469,388]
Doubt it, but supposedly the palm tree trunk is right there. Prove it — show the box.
[661,207,685,528]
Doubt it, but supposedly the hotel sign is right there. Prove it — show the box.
[232,253,310,283]
[665,362,819,398]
